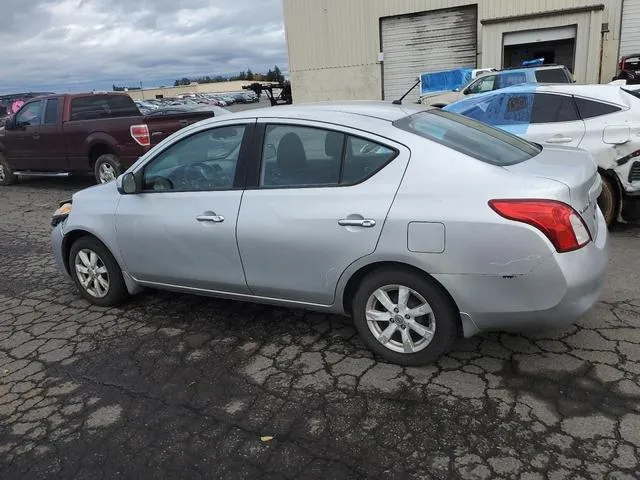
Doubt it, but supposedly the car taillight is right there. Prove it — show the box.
[489,199,591,253]
[130,124,150,147]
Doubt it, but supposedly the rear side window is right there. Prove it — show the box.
[496,72,527,89]
[531,93,579,123]
[43,98,59,124]
[574,97,621,119]
[394,110,541,166]
[535,68,571,83]
[70,95,140,121]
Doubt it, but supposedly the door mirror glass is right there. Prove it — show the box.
[120,172,138,194]
[265,143,277,159]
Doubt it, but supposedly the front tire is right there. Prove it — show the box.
[0,153,17,186]
[94,154,122,184]
[351,268,459,366]
[69,236,128,307]
[598,174,617,228]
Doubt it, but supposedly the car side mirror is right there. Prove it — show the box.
[265,143,277,159]
[118,172,138,194]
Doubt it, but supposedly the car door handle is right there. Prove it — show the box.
[151,131,163,137]
[196,214,225,223]
[32,133,40,140]
[179,120,189,126]
[338,218,376,228]
[546,136,573,144]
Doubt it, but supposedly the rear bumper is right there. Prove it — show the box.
[436,208,609,335]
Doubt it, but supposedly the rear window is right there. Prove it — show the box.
[393,110,541,166]
[535,68,571,83]
[70,95,140,121]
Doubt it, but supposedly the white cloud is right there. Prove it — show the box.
[0,0,287,93]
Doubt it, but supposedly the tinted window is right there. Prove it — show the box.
[70,95,140,121]
[342,137,396,184]
[142,125,246,192]
[43,98,59,124]
[574,97,622,119]
[261,125,342,187]
[393,110,541,166]
[531,93,579,123]
[496,72,527,89]
[16,101,43,126]
[535,68,571,83]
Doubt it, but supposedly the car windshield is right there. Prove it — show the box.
[393,109,541,166]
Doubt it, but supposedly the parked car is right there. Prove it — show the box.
[613,54,640,84]
[50,102,607,365]
[444,84,640,226]
[0,92,222,185]
[423,65,574,107]
[143,105,227,144]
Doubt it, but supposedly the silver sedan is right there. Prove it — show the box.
[51,103,608,365]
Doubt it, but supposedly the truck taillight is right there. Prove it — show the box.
[489,199,591,253]
[130,124,150,147]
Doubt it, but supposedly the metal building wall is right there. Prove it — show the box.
[283,0,623,102]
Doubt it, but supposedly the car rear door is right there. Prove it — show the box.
[513,92,585,147]
[33,97,68,170]
[235,120,410,305]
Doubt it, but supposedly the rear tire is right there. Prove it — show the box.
[0,153,17,186]
[598,174,617,228]
[351,268,459,366]
[94,154,122,184]
[69,236,128,307]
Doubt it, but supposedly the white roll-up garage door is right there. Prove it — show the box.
[381,7,477,104]
[620,0,640,57]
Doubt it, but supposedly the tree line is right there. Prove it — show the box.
[173,66,285,86]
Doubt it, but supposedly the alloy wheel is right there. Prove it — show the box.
[0,164,5,182]
[365,284,436,354]
[98,163,116,183]
[74,249,110,298]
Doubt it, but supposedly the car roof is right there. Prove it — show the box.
[229,101,429,122]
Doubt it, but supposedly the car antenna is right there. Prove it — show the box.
[392,79,421,105]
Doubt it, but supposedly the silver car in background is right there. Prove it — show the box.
[51,103,608,365]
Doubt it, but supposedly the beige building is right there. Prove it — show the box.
[283,0,640,103]
[125,80,254,101]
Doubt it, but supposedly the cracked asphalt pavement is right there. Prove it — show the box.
[1,177,640,479]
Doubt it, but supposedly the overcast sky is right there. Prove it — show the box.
[0,0,288,94]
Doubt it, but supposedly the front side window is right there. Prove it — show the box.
[142,125,246,192]
[16,101,43,127]
[467,75,496,95]
[394,110,541,166]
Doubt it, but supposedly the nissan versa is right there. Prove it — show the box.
[51,103,608,365]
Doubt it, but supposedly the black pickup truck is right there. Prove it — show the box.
[0,92,216,185]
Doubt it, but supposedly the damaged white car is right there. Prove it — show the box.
[444,84,640,226]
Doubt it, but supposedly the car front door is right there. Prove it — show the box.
[115,120,254,293]
[236,120,410,305]
[7,100,43,170]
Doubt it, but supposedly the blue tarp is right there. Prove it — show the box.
[420,68,473,96]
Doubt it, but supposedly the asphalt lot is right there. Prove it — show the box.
[1,175,640,479]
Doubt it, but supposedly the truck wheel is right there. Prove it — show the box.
[0,153,17,186]
[94,154,122,184]
[598,175,617,228]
